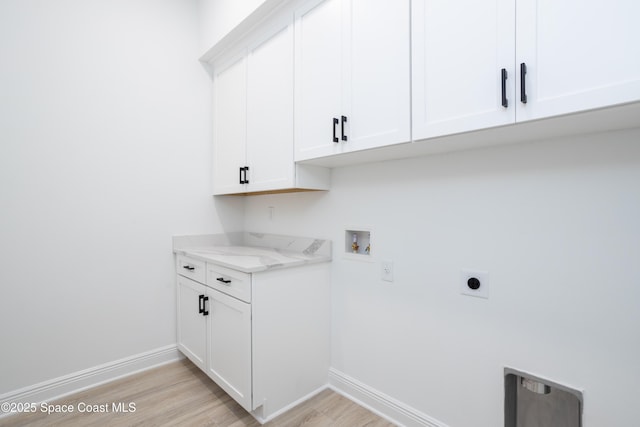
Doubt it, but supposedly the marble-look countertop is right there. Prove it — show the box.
[172,232,331,273]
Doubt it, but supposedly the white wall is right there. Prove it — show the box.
[0,0,242,395]
[244,128,640,426]
[197,0,267,55]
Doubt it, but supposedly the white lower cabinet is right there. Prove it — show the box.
[177,274,252,410]
[176,256,330,421]
[206,286,252,410]
[177,276,207,371]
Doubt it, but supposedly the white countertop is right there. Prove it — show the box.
[173,232,331,273]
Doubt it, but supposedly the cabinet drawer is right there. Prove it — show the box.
[176,255,206,284]
[206,264,251,303]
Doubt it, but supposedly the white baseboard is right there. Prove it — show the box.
[252,384,329,424]
[328,368,449,427]
[0,344,182,417]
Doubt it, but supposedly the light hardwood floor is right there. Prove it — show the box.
[1,359,396,427]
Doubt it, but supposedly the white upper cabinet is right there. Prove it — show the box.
[346,0,411,151]
[412,0,640,142]
[211,17,330,195]
[516,0,640,122]
[246,22,295,192]
[294,0,344,161]
[294,0,411,161]
[412,0,515,140]
[209,0,640,171]
[212,54,247,195]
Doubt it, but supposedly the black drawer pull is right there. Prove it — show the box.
[501,68,508,108]
[332,117,339,143]
[198,294,204,314]
[183,265,195,271]
[216,277,231,284]
[202,296,209,316]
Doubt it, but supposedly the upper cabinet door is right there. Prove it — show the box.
[294,0,411,161]
[294,0,343,161]
[212,54,247,195]
[342,0,411,152]
[246,21,295,192]
[412,0,516,141]
[516,0,640,121]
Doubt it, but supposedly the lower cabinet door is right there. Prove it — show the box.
[177,277,207,371]
[206,289,252,411]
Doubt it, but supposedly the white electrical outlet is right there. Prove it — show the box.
[381,261,394,282]
[460,269,489,299]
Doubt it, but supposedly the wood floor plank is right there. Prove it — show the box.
[1,359,396,427]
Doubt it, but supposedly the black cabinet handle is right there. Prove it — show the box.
[239,167,249,184]
[216,277,231,284]
[198,294,204,314]
[202,296,209,316]
[520,63,527,104]
[341,116,347,141]
[183,265,195,271]
[333,118,339,143]
[501,68,508,108]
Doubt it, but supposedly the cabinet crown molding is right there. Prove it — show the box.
[199,0,292,66]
